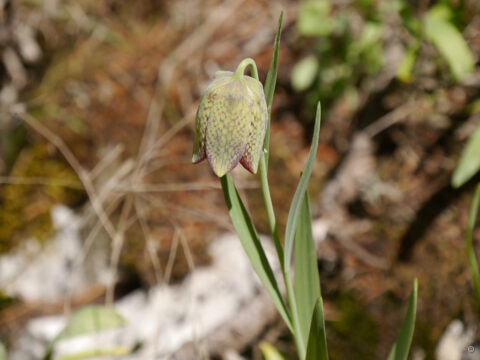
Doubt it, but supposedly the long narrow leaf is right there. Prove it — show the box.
[284,103,321,270]
[283,103,321,359]
[294,191,321,346]
[387,279,418,360]
[221,175,292,331]
[258,12,284,267]
[263,11,283,161]
[466,183,480,301]
[305,297,329,360]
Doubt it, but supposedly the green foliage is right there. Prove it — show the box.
[423,5,474,82]
[56,305,126,341]
[284,103,321,273]
[292,56,319,92]
[260,342,286,360]
[220,175,292,330]
[294,193,321,346]
[294,0,386,112]
[305,297,329,360]
[297,0,333,37]
[465,184,480,302]
[0,343,6,360]
[44,305,127,360]
[452,123,480,188]
[396,41,419,83]
[387,279,418,360]
[283,103,321,358]
[212,11,419,360]
[295,0,476,117]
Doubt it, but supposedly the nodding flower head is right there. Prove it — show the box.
[192,60,267,177]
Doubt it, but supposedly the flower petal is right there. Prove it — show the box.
[240,76,268,173]
[192,72,234,164]
[206,80,251,177]
[192,100,207,164]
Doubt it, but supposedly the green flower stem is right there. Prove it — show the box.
[234,58,259,80]
[237,58,285,270]
[259,155,285,270]
[238,58,302,357]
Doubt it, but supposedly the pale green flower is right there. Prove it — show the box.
[192,68,267,177]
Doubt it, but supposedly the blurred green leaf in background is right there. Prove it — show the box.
[260,342,286,360]
[465,184,480,303]
[44,305,127,360]
[452,122,480,188]
[56,305,126,341]
[0,343,6,360]
[424,5,475,82]
[297,0,333,37]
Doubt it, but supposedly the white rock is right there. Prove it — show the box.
[0,205,108,302]
[10,233,282,360]
[436,320,476,360]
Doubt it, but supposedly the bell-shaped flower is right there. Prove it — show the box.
[192,66,267,177]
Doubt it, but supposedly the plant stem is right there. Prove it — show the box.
[241,58,304,358]
[239,58,285,271]
[259,156,285,270]
[234,58,259,80]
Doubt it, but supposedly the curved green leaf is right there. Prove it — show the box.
[387,279,418,360]
[221,175,292,331]
[283,102,321,359]
[264,10,283,160]
[424,5,474,81]
[452,122,480,188]
[284,102,321,275]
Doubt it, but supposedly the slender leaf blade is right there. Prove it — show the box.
[294,192,321,346]
[387,279,418,360]
[466,183,480,301]
[221,175,292,331]
[284,102,321,271]
[283,103,321,359]
[452,122,480,188]
[305,297,329,360]
[263,11,283,160]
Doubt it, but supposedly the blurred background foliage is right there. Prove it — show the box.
[0,0,480,359]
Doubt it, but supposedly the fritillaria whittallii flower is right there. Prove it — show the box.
[192,64,268,177]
